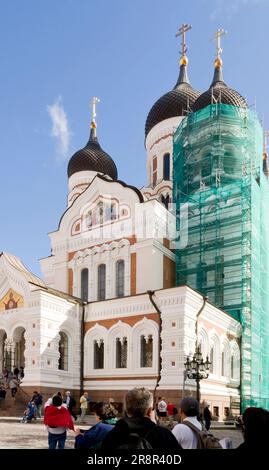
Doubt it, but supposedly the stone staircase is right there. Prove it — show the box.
[0,386,30,417]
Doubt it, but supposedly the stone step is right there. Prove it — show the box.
[0,386,31,417]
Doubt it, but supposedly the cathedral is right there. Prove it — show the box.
[3,26,263,420]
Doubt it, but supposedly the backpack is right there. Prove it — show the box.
[115,432,153,450]
[182,421,222,449]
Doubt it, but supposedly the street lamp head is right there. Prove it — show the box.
[195,344,202,363]
[191,356,197,371]
[184,356,191,373]
[204,355,211,372]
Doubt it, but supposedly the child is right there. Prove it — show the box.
[21,401,36,423]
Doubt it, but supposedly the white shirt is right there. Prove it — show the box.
[172,416,202,449]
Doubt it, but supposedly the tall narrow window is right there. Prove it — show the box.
[81,268,89,301]
[116,260,125,297]
[58,332,68,371]
[221,351,225,376]
[98,264,106,300]
[210,347,214,373]
[152,156,157,187]
[111,203,117,221]
[98,201,104,225]
[116,337,127,368]
[215,254,224,306]
[94,340,104,369]
[140,335,153,367]
[163,153,170,180]
[231,355,234,379]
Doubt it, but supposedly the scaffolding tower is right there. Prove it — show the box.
[173,103,269,410]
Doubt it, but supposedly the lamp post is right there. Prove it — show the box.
[184,344,211,403]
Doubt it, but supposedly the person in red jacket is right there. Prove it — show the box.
[44,395,74,449]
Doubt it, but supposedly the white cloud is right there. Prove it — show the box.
[210,0,267,21]
[47,96,71,159]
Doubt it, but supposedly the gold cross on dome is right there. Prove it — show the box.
[212,28,227,59]
[175,23,191,58]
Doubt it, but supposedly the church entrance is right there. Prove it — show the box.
[13,327,26,370]
[0,329,7,371]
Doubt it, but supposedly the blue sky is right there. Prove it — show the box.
[0,0,268,275]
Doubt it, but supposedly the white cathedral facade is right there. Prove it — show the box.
[0,44,241,420]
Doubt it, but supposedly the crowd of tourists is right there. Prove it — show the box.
[0,366,24,402]
[29,386,269,450]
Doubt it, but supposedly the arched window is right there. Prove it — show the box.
[14,330,25,369]
[140,335,153,367]
[163,153,170,180]
[116,337,127,368]
[116,260,125,297]
[0,331,7,371]
[94,340,104,369]
[221,351,225,376]
[98,264,106,300]
[58,332,68,371]
[81,268,89,301]
[152,156,157,186]
[111,203,117,221]
[231,355,234,379]
[210,347,214,373]
[98,201,104,225]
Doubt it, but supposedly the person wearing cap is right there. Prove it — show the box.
[172,397,202,449]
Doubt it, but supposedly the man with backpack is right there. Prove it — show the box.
[102,387,181,450]
[172,397,221,449]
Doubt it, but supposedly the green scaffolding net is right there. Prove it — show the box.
[173,103,269,410]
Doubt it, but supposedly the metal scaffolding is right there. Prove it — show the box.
[173,103,269,410]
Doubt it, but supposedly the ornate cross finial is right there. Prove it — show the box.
[90,96,100,129]
[175,23,191,64]
[212,28,227,60]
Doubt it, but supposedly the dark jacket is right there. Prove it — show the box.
[102,416,181,450]
[65,396,76,411]
[203,407,212,421]
[75,421,114,450]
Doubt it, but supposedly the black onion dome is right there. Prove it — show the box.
[145,62,200,138]
[192,64,247,112]
[67,128,118,179]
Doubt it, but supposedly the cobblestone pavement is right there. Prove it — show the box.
[211,428,243,448]
[0,419,243,449]
[0,421,75,449]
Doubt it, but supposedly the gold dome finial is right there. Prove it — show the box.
[175,23,191,65]
[214,57,222,68]
[180,55,189,66]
